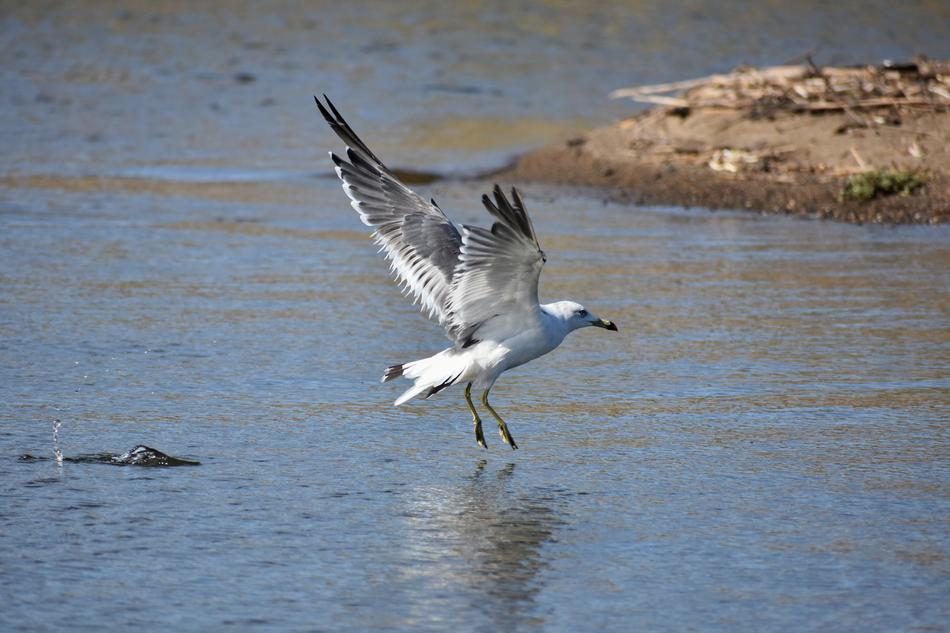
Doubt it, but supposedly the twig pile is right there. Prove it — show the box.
[610,58,950,116]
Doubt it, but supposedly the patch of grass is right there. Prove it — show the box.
[840,170,925,202]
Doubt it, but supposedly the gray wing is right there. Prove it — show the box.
[446,185,546,346]
[316,96,462,328]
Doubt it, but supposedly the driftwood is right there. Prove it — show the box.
[610,58,950,115]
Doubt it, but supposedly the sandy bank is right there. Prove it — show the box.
[503,62,949,224]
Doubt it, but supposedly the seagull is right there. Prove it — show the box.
[316,96,618,450]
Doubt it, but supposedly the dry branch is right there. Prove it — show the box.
[611,58,950,116]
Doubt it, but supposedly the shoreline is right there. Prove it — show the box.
[500,63,949,224]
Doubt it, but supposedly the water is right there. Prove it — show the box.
[2,3,949,632]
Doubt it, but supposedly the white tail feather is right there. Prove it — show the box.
[392,348,470,406]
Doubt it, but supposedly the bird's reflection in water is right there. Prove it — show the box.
[399,459,565,630]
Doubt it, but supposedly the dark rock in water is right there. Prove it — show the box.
[18,446,200,467]
[110,445,200,467]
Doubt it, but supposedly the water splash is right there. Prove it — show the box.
[19,445,200,467]
[52,418,63,466]
[109,445,200,467]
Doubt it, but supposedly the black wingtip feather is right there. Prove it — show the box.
[492,185,521,234]
[346,146,382,175]
[510,187,524,210]
[509,187,536,243]
[315,94,388,169]
[324,95,344,121]
[314,96,334,124]
[478,183,539,247]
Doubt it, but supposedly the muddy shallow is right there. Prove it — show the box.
[2,3,949,632]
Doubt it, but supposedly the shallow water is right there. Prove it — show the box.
[2,3,949,632]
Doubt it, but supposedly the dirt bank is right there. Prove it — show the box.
[503,62,950,224]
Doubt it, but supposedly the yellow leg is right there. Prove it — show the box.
[481,388,518,450]
[465,383,487,449]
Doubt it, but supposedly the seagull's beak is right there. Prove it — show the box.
[593,318,618,331]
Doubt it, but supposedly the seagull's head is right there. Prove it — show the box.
[547,301,618,333]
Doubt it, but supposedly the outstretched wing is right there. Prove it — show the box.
[316,96,462,328]
[446,185,546,346]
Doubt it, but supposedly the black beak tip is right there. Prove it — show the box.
[605,321,618,331]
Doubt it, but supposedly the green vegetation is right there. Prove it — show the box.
[840,170,925,202]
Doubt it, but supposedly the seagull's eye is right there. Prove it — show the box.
[577,309,588,318]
